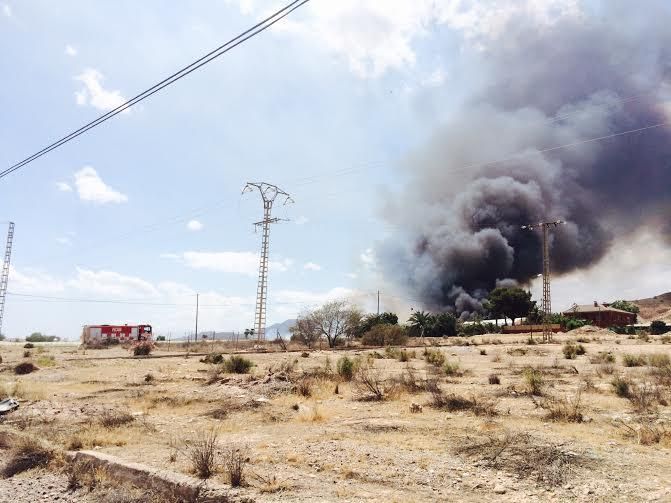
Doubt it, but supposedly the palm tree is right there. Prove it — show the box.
[408,310,433,338]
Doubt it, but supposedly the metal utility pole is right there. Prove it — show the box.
[194,293,199,343]
[0,222,15,337]
[521,220,565,342]
[242,182,293,342]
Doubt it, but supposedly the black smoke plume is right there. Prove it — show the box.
[379,1,671,317]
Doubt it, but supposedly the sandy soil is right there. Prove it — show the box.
[1,333,671,502]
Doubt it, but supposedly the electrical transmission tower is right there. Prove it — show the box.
[242,183,293,342]
[0,222,15,337]
[521,220,565,342]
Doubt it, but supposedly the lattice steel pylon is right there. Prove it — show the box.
[521,220,565,342]
[0,222,15,337]
[242,183,293,342]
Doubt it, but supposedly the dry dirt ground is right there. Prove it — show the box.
[1,330,671,502]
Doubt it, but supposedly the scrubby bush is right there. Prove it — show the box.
[337,356,356,381]
[562,342,586,360]
[488,374,501,385]
[23,343,34,349]
[361,324,408,346]
[132,341,155,356]
[223,355,254,374]
[14,362,38,375]
[443,360,462,376]
[590,351,615,364]
[423,348,446,367]
[200,353,224,364]
[622,354,647,367]
[523,368,545,396]
[611,376,631,397]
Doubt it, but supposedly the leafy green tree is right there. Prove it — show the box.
[355,312,397,337]
[484,287,535,326]
[26,332,58,342]
[430,312,457,337]
[609,300,639,321]
[0,333,5,341]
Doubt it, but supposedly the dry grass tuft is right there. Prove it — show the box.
[622,354,647,367]
[428,381,497,416]
[99,410,136,428]
[1,438,54,478]
[616,420,671,446]
[522,367,545,396]
[354,365,399,401]
[182,430,219,479]
[534,390,585,423]
[224,445,247,487]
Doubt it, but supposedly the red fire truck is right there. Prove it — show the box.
[81,324,153,345]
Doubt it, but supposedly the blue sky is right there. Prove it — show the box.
[1,0,670,339]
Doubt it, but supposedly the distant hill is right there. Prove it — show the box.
[631,292,671,323]
[266,319,296,338]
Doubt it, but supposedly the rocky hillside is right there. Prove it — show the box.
[631,292,671,323]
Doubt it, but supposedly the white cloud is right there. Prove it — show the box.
[65,45,77,57]
[56,181,73,192]
[56,237,72,246]
[180,251,292,275]
[360,248,376,268]
[2,3,11,17]
[274,287,355,307]
[8,266,65,294]
[235,0,580,78]
[303,262,321,271]
[187,220,204,231]
[422,68,447,88]
[68,267,159,299]
[74,166,128,204]
[74,68,127,111]
[295,216,309,225]
[159,253,180,261]
[346,273,358,279]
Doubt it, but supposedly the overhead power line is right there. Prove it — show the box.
[0,0,311,181]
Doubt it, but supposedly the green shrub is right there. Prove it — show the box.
[651,320,669,335]
[488,374,500,385]
[23,343,34,349]
[424,348,446,367]
[622,354,646,367]
[337,356,356,381]
[223,355,254,374]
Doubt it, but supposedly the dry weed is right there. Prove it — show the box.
[456,431,584,486]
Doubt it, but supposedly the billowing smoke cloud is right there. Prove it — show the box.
[379,1,671,317]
